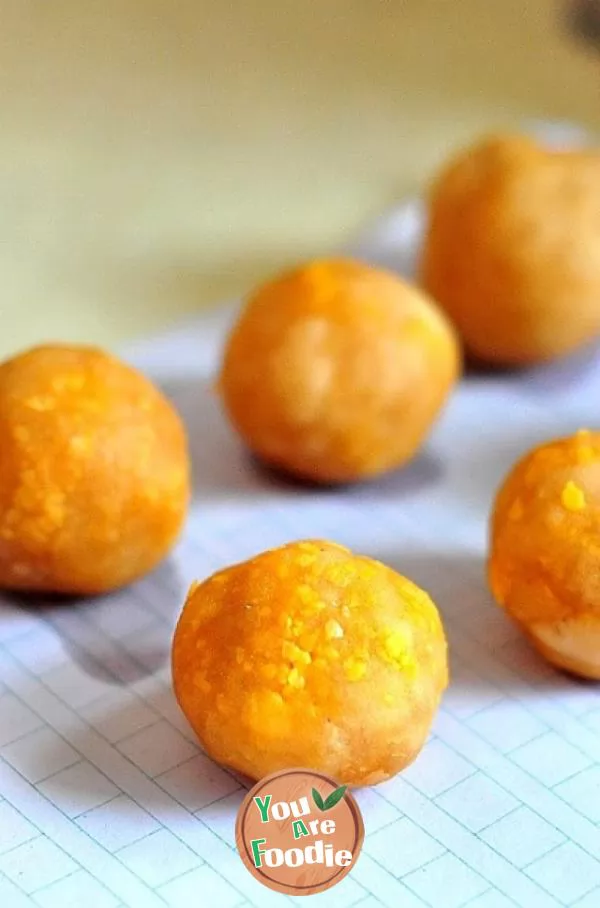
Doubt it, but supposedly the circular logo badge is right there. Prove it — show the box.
[235,767,364,896]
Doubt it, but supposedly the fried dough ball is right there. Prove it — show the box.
[219,259,459,483]
[172,539,448,786]
[0,344,190,594]
[421,134,600,365]
[489,430,600,679]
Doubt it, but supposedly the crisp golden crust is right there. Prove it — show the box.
[0,344,190,594]
[488,430,600,678]
[421,134,600,365]
[219,259,460,483]
[172,540,448,786]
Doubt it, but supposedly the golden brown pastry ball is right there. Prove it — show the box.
[172,539,448,786]
[0,344,190,595]
[489,430,600,679]
[421,134,600,365]
[219,259,460,484]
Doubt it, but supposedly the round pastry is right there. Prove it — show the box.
[489,430,600,679]
[0,344,190,594]
[172,539,448,786]
[421,134,600,365]
[219,259,460,483]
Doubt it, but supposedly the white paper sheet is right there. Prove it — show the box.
[1,122,600,908]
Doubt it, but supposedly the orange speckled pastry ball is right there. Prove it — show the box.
[172,540,448,786]
[219,259,460,483]
[489,430,600,679]
[421,134,600,365]
[0,344,190,595]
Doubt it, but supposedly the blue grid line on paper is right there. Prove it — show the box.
[0,757,166,907]
[0,654,275,908]
[3,251,600,907]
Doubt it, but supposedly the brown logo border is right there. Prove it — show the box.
[235,767,365,896]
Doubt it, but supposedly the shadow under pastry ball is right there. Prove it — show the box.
[0,344,190,595]
[172,539,448,786]
[421,134,600,366]
[489,429,600,679]
[218,259,460,485]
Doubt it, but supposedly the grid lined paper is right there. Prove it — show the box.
[2,125,600,907]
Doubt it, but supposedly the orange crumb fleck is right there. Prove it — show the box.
[508,498,524,521]
[287,667,305,689]
[344,658,367,681]
[561,480,586,512]
[325,619,344,639]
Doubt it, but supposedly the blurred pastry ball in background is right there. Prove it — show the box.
[0,344,190,595]
[421,134,600,365]
[172,540,448,786]
[219,259,460,484]
[489,430,600,679]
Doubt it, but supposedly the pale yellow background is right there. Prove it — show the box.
[1,0,599,357]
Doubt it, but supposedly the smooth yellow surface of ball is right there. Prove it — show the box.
[421,134,600,365]
[220,259,460,483]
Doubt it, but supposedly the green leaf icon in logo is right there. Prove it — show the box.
[312,787,325,810]
[323,785,347,810]
[312,785,347,811]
